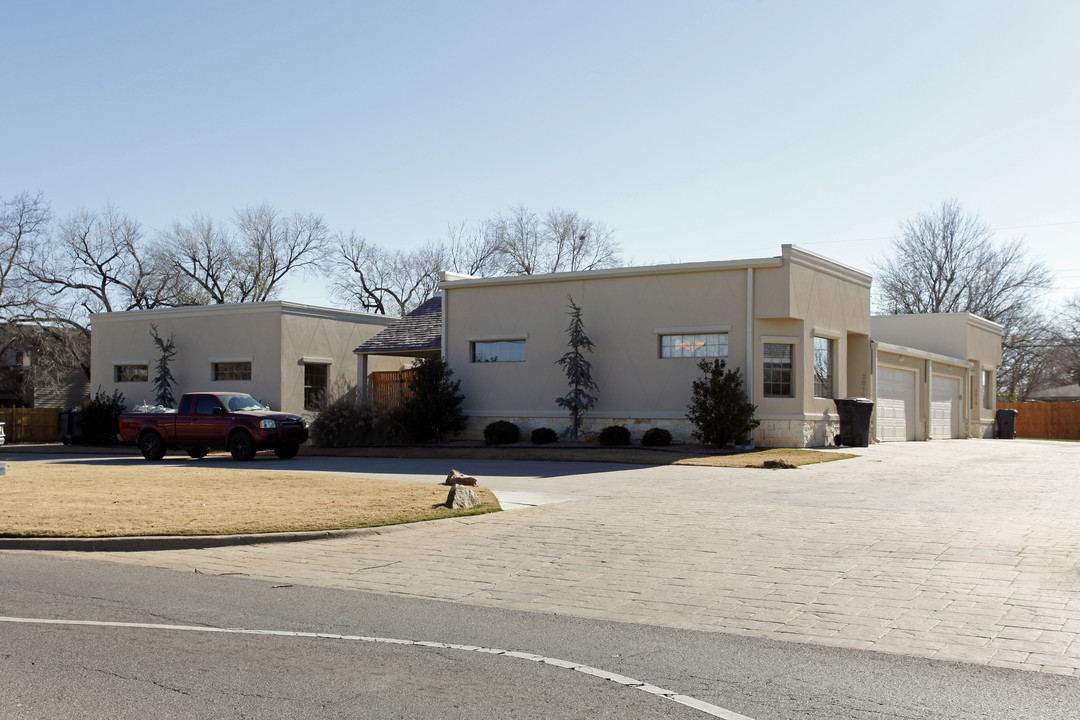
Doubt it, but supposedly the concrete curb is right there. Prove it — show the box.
[0,518,450,552]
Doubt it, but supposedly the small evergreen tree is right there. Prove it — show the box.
[686,358,760,447]
[396,357,466,443]
[555,296,598,440]
[149,324,177,408]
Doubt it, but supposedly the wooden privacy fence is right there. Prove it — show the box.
[370,369,415,410]
[999,402,1080,441]
[0,408,61,444]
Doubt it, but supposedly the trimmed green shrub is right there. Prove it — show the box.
[686,358,760,447]
[641,427,672,446]
[597,425,631,446]
[484,420,521,445]
[530,427,558,444]
[309,386,404,447]
[397,357,466,443]
[80,388,127,445]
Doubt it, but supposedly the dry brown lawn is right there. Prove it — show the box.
[306,445,857,468]
[0,462,499,538]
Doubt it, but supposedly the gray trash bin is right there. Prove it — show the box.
[996,408,1018,439]
[834,398,874,447]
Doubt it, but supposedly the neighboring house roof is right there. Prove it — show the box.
[354,296,442,357]
[1028,384,1080,401]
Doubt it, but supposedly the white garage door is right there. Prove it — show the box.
[877,367,916,441]
[930,375,961,439]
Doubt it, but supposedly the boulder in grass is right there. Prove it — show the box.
[444,469,477,486]
[763,459,797,469]
[447,484,481,509]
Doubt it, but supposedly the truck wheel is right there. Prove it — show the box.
[140,431,166,461]
[229,431,256,461]
[187,447,209,459]
[274,443,299,460]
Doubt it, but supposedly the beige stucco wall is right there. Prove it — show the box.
[442,246,874,447]
[90,303,394,415]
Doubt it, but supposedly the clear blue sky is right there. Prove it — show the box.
[4,1,1079,311]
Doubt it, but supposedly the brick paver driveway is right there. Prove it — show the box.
[71,439,1080,675]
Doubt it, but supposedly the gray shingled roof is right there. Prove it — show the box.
[354,296,442,356]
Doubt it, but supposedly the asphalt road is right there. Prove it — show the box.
[2,552,1076,719]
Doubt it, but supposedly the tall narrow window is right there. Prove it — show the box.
[982,370,993,410]
[763,343,794,397]
[304,363,329,410]
[813,336,834,398]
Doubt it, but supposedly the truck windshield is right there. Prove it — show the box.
[220,394,266,412]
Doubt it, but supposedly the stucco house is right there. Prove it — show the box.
[91,302,400,415]
[357,245,1003,447]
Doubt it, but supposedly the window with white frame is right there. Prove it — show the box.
[763,343,794,397]
[114,364,148,382]
[212,361,252,382]
[983,369,993,410]
[471,340,526,363]
[813,336,834,398]
[660,333,729,359]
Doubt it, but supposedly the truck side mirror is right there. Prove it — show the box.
[212,406,225,416]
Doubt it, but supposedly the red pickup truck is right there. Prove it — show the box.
[119,392,309,461]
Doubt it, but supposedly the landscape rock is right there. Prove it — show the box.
[444,469,477,486]
[763,459,797,470]
[446,484,481,509]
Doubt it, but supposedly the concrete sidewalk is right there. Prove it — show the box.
[25,439,1080,676]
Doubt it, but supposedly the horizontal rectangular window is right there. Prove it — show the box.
[660,333,728,359]
[763,343,793,398]
[212,361,252,382]
[114,364,148,383]
[472,340,526,363]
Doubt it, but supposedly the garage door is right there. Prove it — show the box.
[877,367,916,441]
[930,375,961,439]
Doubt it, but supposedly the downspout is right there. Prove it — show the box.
[925,359,933,440]
[870,339,878,442]
[358,354,368,405]
[745,268,754,403]
[440,290,448,362]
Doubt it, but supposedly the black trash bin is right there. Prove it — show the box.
[58,409,82,445]
[834,398,874,447]
[996,408,1018,439]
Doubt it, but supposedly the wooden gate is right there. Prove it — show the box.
[370,370,415,410]
[998,402,1080,441]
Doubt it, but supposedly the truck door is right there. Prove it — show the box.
[176,395,229,446]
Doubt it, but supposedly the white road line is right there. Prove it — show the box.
[0,615,755,720]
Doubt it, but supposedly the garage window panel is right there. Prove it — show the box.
[114,364,148,383]
[212,361,252,382]
[660,333,728,359]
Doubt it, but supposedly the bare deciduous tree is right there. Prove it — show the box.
[0,192,51,315]
[330,232,443,316]
[487,205,621,275]
[160,204,329,304]
[874,200,1055,401]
